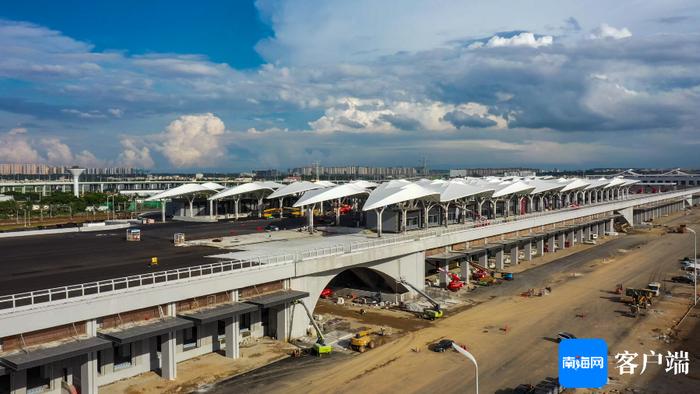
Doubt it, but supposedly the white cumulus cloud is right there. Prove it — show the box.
[118,138,155,168]
[485,32,553,48]
[0,129,102,167]
[309,97,507,133]
[159,113,226,168]
[589,23,632,40]
[0,129,42,163]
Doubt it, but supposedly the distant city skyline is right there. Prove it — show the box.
[1,1,699,171]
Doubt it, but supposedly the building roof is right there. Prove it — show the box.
[97,317,193,344]
[559,178,591,192]
[491,180,537,198]
[523,178,566,194]
[244,290,309,308]
[604,177,627,188]
[267,181,331,200]
[584,178,612,190]
[416,179,495,202]
[362,180,439,211]
[146,182,224,201]
[209,181,282,200]
[0,337,112,371]
[293,181,371,207]
[178,302,259,324]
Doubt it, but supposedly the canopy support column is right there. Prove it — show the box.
[375,206,386,237]
[336,198,342,226]
[161,199,166,222]
[234,197,240,220]
[188,196,195,217]
[209,199,214,219]
[441,202,450,228]
[308,204,315,234]
[279,197,284,218]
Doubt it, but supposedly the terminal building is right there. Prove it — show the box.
[1,174,699,394]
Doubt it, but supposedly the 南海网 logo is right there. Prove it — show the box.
[559,338,608,388]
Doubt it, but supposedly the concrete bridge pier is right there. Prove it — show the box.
[510,246,519,265]
[523,241,532,261]
[547,235,556,253]
[557,233,565,250]
[460,260,470,284]
[494,249,504,270]
[537,238,545,257]
[478,253,488,266]
[566,231,574,248]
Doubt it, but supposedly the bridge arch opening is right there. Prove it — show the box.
[324,267,410,297]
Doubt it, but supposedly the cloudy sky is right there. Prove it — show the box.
[1,0,699,171]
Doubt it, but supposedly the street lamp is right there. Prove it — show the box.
[688,228,697,306]
[451,342,479,394]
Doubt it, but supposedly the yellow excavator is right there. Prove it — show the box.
[293,300,332,356]
[398,279,444,320]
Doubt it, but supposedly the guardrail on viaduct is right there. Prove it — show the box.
[1,189,697,313]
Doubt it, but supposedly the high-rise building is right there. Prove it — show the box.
[0,163,137,176]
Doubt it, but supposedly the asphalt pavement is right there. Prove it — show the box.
[0,217,304,295]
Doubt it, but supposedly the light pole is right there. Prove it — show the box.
[688,228,697,306]
[451,342,479,394]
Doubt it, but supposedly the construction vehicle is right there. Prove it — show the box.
[446,272,464,292]
[350,330,377,353]
[621,288,655,308]
[293,300,332,356]
[398,279,444,320]
[647,282,661,297]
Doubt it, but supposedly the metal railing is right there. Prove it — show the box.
[1,189,696,313]
[0,254,295,312]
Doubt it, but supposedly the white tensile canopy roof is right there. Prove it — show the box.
[208,181,283,201]
[604,177,628,188]
[267,181,334,199]
[559,178,591,192]
[584,178,612,190]
[523,178,566,194]
[146,182,224,201]
[293,181,372,207]
[621,179,640,187]
[362,180,439,211]
[416,179,495,202]
[491,180,537,198]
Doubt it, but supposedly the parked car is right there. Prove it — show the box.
[557,332,576,342]
[429,339,454,352]
[264,224,279,231]
[672,276,694,284]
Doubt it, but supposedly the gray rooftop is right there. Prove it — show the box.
[244,290,309,308]
[98,317,193,344]
[0,337,111,371]
[179,302,259,324]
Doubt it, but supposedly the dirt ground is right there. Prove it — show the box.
[211,207,700,394]
[99,339,296,394]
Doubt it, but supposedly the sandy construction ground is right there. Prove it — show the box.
[211,208,699,394]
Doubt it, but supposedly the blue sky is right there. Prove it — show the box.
[0,0,699,171]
